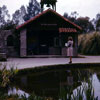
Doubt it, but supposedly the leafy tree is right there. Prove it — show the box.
[96,19,100,31]
[24,0,41,21]
[95,13,100,31]
[0,5,10,28]
[70,11,79,23]
[87,20,95,32]
[12,5,26,25]
[0,5,16,30]
[64,11,78,23]
[63,12,69,19]
[76,17,94,33]
[64,11,94,33]
[71,11,79,19]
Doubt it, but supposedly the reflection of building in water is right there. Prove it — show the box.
[21,76,28,86]
[13,69,91,99]
[67,76,73,86]
[60,70,74,86]
[60,76,73,86]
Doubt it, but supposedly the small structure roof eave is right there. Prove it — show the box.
[16,9,82,31]
[16,9,50,30]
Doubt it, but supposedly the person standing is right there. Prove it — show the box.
[67,36,74,64]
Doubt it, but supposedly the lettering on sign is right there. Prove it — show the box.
[41,24,57,26]
[59,28,77,33]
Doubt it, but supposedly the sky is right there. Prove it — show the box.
[0,0,100,20]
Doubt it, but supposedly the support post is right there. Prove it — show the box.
[73,34,78,56]
[20,29,27,57]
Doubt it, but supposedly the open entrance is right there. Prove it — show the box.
[27,30,60,55]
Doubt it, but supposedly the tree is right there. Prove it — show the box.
[76,17,94,33]
[64,11,95,33]
[95,13,100,31]
[24,0,41,21]
[12,5,26,25]
[64,11,78,24]
[0,5,16,30]
[63,12,69,19]
[96,19,100,31]
[0,5,10,28]
[1,20,16,30]
[71,11,79,19]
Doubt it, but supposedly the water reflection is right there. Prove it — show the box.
[9,68,100,99]
[8,87,29,98]
[92,74,100,99]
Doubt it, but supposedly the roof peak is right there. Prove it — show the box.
[16,9,82,30]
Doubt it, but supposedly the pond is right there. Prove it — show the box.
[8,67,100,100]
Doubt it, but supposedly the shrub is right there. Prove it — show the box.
[0,63,18,88]
[78,32,100,55]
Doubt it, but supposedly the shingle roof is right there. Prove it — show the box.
[16,9,82,30]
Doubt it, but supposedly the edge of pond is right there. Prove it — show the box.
[16,63,100,76]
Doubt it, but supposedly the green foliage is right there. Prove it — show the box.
[59,86,72,100]
[95,13,100,31]
[0,92,44,100]
[12,5,26,25]
[28,92,44,100]
[0,5,15,30]
[76,17,94,33]
[0,5,10,28]
[63,12,94,33]
[24,0,41,21]
[0,5,16,29]
[0,93,21,100]
[78,32,100,55]
[1,20,16,30]
[0,63,18,88]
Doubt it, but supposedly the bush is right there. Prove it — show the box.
[0,63,18,88]
[78,32,100,55]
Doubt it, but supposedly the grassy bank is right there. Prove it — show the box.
[78,31,100,55]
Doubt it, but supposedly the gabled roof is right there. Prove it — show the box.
[16,9,82,30]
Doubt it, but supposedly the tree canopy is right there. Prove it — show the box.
[12,5,26,25]
[24,0,41,21]
[64,12,95,33]
[0,5,10,29]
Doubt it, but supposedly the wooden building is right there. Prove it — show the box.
[16,9,82,57]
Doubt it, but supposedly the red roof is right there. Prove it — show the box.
[16,9,82,30]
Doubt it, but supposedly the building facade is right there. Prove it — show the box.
[16,9,81,57]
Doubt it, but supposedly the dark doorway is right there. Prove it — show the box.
[7,35,14,46]
[27,29,59,55]
[27,31,39,55]
[38,30,56,55]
